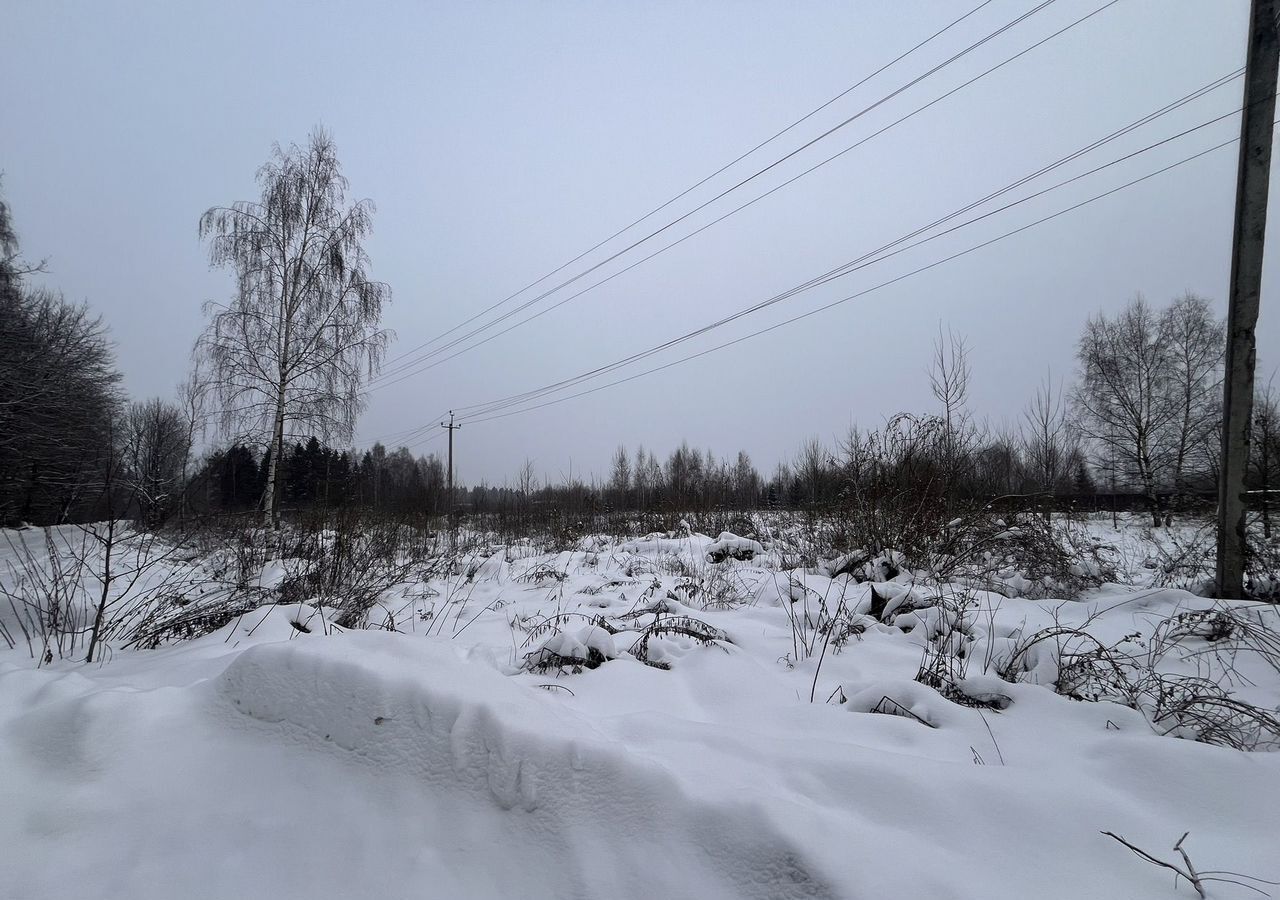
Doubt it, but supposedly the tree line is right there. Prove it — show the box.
[1,132,1277,532]
[192,439,449,517]
[0,182,191,526]
[479,302,1275,531]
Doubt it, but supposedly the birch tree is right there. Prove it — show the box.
[608,445,631,506]
[731,450,760,508]
[1160,293,1224,506]
[1073,296,1176,525]
[1072,294,1225,525]
[196,129,391,526]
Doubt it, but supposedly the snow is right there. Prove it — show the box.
[705,531,766,562]
[469,549,508,582]
[1,514,1278,899]
[526,624,617,669]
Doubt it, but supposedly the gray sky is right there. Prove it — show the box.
[3,0,1275,486]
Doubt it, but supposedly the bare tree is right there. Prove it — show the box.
[980,423,1028,498]
[795,437,829,505]
[1072,294,1225,525]
[0,287,121,524]
[731,450,760,508]
[196,129,391,526]
[929,326,975,496]
[1073,296,1176,526]
[509,457,535,527]
[633,446,653,508]
[609,445,631,506]
[174,366,209,526]
[665,442,700,506]
[1161,293,1224,512]
[1022,372,1077,516]
[81,430,188,663]
[769,460,792,508]
[0,188,123,525]
[930,326,972,429]
[121,398,191,527]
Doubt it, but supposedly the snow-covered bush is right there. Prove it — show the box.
[925,512,1116,599]
[518,593,730,675]
[524,624,617,672]
[705,532,765,563]
[0,523,193,663]
[989,603,1280,750]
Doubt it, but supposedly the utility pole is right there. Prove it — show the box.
[1218,0,1279,598]
[441,411,461,522]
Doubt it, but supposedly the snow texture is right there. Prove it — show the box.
[2,514,1278,899]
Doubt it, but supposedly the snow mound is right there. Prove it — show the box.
[705,532,765,562]
[469,550,507,581]
[253,559,290,590]
[844,678,958,728]
[619,532,711,557]
[521,625,618,671]
[216,633,837,898]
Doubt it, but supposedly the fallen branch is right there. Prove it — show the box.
[1102,830,1277,898]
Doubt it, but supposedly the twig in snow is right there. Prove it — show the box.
[1102,830,1206,899]
[535,683,575,696]
[978,711,1006,765]
[1102,830,1277,898]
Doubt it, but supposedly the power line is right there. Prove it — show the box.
[370,0,1076,389]
[378,0,1000,372]
[369,411,448,444]
[373,405,452,441]
[446,85,1244,423]
[404,428,447,453]
[363,84,1244,448]
[440,411,461,520]
[387,57,1238,397]
[373,0,1062,384]
[372,424,447,455]
[459,133,1243,426]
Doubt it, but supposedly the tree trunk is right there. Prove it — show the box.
[85,518,114,663]
[263,389,286,528]
[1139,453,1161,528]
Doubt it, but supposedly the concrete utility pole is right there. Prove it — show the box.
[441,411,461,519]
[1217,0,1279,598]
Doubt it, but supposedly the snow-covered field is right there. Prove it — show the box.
[2,515,1278,899]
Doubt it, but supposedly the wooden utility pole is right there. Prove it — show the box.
[441,411,461,519]
[1217,0,1279,598]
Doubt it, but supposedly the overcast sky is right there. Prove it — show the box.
[3,0,1276,487]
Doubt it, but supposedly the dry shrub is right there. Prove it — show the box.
[927,513,1115,599]
[2,525,192,663]
[129,510,433,646]
[520,593,730,674]
[995,604,1280,751]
